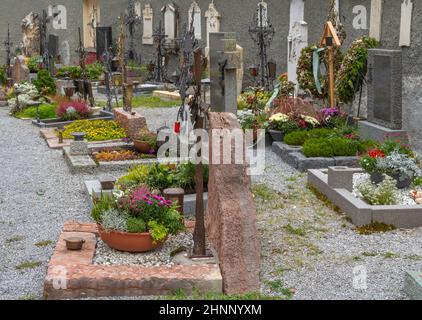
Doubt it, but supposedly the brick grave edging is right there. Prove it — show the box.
[307,167,422,228]
[44,221,222,300]
[272,142,359,172]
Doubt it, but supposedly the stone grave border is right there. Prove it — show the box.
[84,180,208,218]
[63,141,179,174]
[272,142,359,172]
[307,166,422,228]
[404,271,422,300]
[44,221,222,299]
[32,110,114,128]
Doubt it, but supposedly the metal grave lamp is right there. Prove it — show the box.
[267,60,277,81]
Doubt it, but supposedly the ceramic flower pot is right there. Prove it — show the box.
[268,129,284,142]
[370,172,384,185]
[391,173,412,189]
[97,224,165,253]
[133,140,152,154]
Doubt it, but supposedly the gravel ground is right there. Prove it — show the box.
[0,105,179,300]
[2,102,422,300]
[252,145,422,300]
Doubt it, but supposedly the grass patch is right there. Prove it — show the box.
[252,184,284,210]
[164,289,280,300]
[132,96,181,109]
[284,224,306,237]
[356,222,396,235]
[34,240,54,247]
[307,184,342,214]
[362,252,378,257]
[15,261,42,271]
[382,252,398,259]
[265,280,295,299]
[5,236,24,244]
[14,104,57,119]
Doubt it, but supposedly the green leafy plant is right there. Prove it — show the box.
[174,161,209,190]
[0,65,7,85]
[284,128,335,146]
[336,37,379,103]
[14,103,57,119]
[86,62,104,80]
[126,217,147,233]
[91,193,115,222]
[148,220,169,244]
[33,70,56,95]
[28,56,42,73]
[147,163,175,191]
[115,165,150,191]
[55,65,82,79]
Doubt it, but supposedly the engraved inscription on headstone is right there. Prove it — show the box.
[367,49,402,130]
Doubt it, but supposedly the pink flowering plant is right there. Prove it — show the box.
[92,185,184,243]
[56,101,90,120]
[318,107,347,128]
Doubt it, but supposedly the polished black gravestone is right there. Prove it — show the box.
[367,49,402,130]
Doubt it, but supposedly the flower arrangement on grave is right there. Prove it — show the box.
[56,101,90,120]
[237,89,272,111]
[61,120,127,141]
[133,128,158,154]
[336,37,379,104]
[317,107,347,128]
[359,140,421,188]
[93,149,156,162]
[91,185,185,251]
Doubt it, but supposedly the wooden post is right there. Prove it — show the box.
[320,21,341,109]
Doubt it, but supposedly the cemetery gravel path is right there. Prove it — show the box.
[0,107,93,300]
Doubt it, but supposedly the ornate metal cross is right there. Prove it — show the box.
[150,20,169,83]
[248,2,275,89]
[3,24,13,79]
[124,0,142,63]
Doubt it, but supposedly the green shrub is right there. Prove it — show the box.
[115,165,150,191]
[91,193,115,222]
[302,137,362,158]
[0,65,7,85]
[14,104,57,119]
[33,70,56,95]
[284,128,335,146]
[28,56,42,73]
[147,163,175,191]
[55,66,82,79]
[148,220,169,244]
[174,161,209,190]
[126,217,147,233]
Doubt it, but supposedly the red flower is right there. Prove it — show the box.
[367,149,385,159]
[298,119,307,129]
[247,96,255,105]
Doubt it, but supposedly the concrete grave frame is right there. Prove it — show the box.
[307,166,422,228]
[44,222,222,299]
[272,142,359,172]
[32,110,114,128]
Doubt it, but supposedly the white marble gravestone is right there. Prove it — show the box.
[287,0,307,86]
[369,0,383,41]
[188,1,202,40]
[288,21,308,86]
[399,0,413,47]
[142,4,154,45]
[205,1,221,56]
[162,3,178,44]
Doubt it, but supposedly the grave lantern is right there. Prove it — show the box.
[249,64,259,78]
[267,60,277,81]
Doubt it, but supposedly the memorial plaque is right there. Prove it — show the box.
[367,49,402,130]
[96,27,112,59]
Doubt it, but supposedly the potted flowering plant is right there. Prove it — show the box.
[92,186,184,252]
[360,141,421,189]
[133,128,158,154]
[268,113,298,141]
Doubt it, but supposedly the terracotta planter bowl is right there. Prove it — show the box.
[133,140,152,154]
[98,224,164,253]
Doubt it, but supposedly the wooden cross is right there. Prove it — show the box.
[320,21,341,109]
